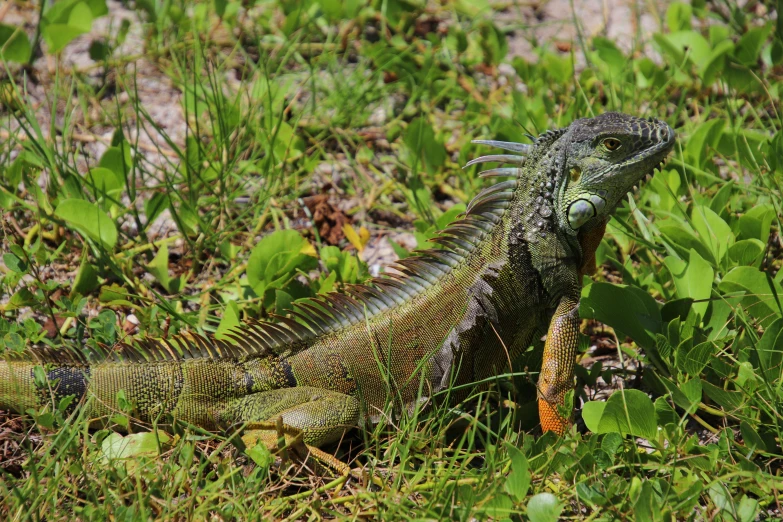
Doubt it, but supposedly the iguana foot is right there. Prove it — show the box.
[238,419,352,476]
[221,386,361,476]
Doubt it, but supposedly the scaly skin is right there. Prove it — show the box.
[0,112,675,454]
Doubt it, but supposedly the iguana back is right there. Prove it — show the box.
[0,112,675,448]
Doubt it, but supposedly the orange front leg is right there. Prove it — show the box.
[538,297,580,434]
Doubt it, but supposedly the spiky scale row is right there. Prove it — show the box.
[471,140,531,154]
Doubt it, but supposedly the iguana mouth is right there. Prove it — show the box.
[629,122,676,193]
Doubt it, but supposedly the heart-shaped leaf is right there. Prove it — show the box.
[582,389,658,440]
[55,199,117,250]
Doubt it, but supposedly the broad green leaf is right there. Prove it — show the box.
[728,239,765,267]
[691,205,733,264]
[86,167,123,195]
[735,361,757,390]
[684,119,725,170]
[0,24,32,62]
[666,31,710,66]
[582,389,657,440]
[316,271,338,295]
[738,205,774,243]
[44,0,80,23]
[146,243,181,293]
[101,431,171,461]
[43,24,86,53]
[3,288,37,311]
[482,493,514,518]
[55,199,118,250]
[172,200,201,236]
[654,396,679,425]
[737,496,760,522]
[581,283,661,349]
[71,250,100,297]
[84,0,108,16]
[526,493,563,522]
[86,167,123,211]
[99,145,132,179]
[601,432,623,455]
[214,0,227,17]
[436,204,467,230]
[653,33,685,68]
[634,480,662,522]
[246,230,318,296]
[592,37,626,78]
[271,120,304,161]
[664,249,713,319]
[659,222,713,264]
[701,380,744,410]
[709,180,734,216]
[676,340,716,376]
[99,283,130,303]
[246,444,274,469]
[748,122,769,159]
[144,192,170,226]
[653,375,700,413]
[3,252,27,274]
[661,298,694,323]
[320,246,362,284]
[3,332,25,353]
[734,26,772,66]
[719,267,783,328]
[646,169,681,212]
[739,420,765,452]
[215,301,241,340]
[665,2,691,31]
[704,297,734,341]
[702,40,734,85]
[68,1,94,32]
[274,289,294,315]
[504,445,531,502]
[45,0,106,22]
[770,130,783,172]
[455,0,491,17]
[576,483,606,507]
[680,378,703,408]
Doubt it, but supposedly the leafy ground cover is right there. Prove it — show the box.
[0,0,782,519]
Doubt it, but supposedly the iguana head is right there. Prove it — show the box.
[555,112,675,235]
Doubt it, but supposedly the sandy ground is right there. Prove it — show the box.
[1,0,669,176]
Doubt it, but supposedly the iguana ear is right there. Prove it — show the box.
[566,193,607,230]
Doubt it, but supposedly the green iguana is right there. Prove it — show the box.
[0,112,675,470]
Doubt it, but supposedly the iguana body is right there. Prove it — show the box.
[0,113,675,452]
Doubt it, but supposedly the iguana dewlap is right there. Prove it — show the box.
[0,112,675,451]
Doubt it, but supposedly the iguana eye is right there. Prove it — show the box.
[603,138,622,151]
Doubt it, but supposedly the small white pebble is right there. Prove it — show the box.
[498,63,515,77]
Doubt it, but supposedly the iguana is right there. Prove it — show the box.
[0,112,675,471]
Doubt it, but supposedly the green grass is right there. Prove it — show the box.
[1,0,783,519]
